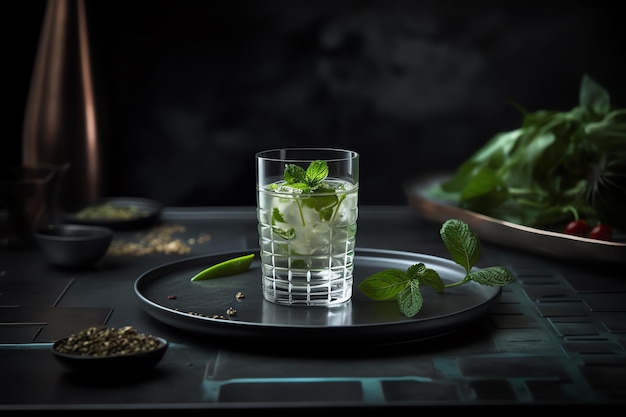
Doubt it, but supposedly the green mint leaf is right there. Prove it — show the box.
[358,269,409,301]
[407,263,444,292]
[271,207,286,223]
[288,182,311,192]
[291,259,307,269]
[271,226,295,240]
[398,280,423,318]
[301,194,339,221]
[315,183,336,193]
[271,207,296,239]
[440,219,480,274]
[467,266,515,286]
[406,262,426,279]
[284,164,306,184]
[305,160,329,186]
[407,263,445,292]
[319,207,334,221]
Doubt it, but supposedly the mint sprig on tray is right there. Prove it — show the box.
[359,219,515,318]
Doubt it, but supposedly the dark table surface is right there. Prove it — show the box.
[1,206,625,413]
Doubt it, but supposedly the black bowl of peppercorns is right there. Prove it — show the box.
[51,326,168,374]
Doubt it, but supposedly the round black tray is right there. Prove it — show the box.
[134,248,501,346]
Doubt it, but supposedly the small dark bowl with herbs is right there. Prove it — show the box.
[51,326,168,374]
[63,197,162,230]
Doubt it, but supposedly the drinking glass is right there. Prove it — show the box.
[256,148,359,307]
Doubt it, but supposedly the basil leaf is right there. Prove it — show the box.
[580,74,610,117]
[429,75,625,232]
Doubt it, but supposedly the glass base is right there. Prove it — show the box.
[263,275,353,307]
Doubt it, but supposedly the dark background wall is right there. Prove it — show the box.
[7,0,626,207]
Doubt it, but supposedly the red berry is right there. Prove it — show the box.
[589,224,612,241]
[565,220,589,236]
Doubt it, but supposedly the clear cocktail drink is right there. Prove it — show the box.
[256,149,359,307]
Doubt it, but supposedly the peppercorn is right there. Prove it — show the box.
[53,326,163,357]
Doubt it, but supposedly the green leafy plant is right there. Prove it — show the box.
[427,74,626,233]
[359,219,515,318]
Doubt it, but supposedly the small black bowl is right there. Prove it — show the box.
[35,224,113,268]
[51,336,168,374]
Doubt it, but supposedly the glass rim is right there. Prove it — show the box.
[255,148,359,163]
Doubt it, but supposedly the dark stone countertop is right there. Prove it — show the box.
[1,206,624,412]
